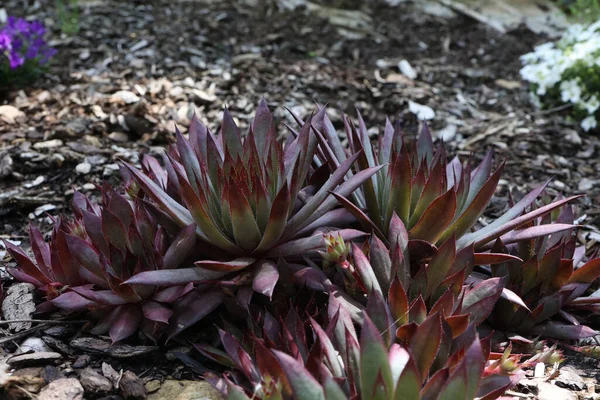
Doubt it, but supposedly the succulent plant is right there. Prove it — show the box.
[121,100,380,334]
[316,109,577,251]
[482,203,600,340]
[5,187,197,342]
[200,305,522,400]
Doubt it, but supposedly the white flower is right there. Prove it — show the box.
[584,95,600,114]
[581,116,597,132]
[560,79,582,103]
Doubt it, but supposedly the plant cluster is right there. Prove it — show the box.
[6,100,600,399]
[0,16,56,88]
[520,21,600,132]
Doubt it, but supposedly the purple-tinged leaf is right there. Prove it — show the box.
[254,183,291,253]
[411,313,442,383]
[409,190,457,243]
[125,267,228,286]
[152,283,194,302]
[252,260,279,298]
[51,291,96,311]
[267,229,367,258]
[284,152,363,238]
[142,300,173,324]
[459,194,582,249]
[461,278,503,325]
[109,304,143,342]
[498,224,575,246]
[167,289,224,340]
[272,350,325,400]
[473,252,523,265]
[65,234,105,279]
[70,287,131,306]
[351,243,383,297]
[162,224,197,270]
[568,258,600,284]
[529,322,600,340]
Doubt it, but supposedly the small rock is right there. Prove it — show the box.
[73,355,91,369]
[50,153,65,167]
[148,380,222,400]
[537,381,577,400]
[75,162,92,175]
[38,378,84,400]
[34,204,57,216]
[565,129,583,145]
[0,105,25,124]
[554,367,586,391]
[102,362,120,389]
[579,178,594,192]
[552,180,566,190]
[169,86,184,97]
[119,370,147,400]
[17,338,53,354]
[398,59,417,79]
[8,352,63,368]
[80,368,113,394]
[0,154,13,177]
[2,283,36,331]
[108,132,129,142]
[82,183,97,191]
[111,90,141,104]
[33,139,64,151]
[408,101,435,121]
[82,134,102,147]
[103,163,120,177]
[145,379,162,393]
[495,79,521,90]
[437,124,457,142]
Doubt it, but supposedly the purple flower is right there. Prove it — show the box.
[8,51,24,68]
[0,32,11,50]
[1,16,55,70]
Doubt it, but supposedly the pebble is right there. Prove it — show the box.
[79,368,112,394]
[33,139,64,150]
[8,352,63,367]
[103,163,120,177]
[108,132,129,142]
[0,105,25,124]
[552,180,566,190]
[38,378,84,400]
[34,204,57,216]
[82,183,97,191]
[579,178,595,191]
[111,90,141,104]
[398,59,417,79]
[17,337,53,354]
[75,162,92,175]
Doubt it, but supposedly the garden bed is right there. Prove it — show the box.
[0,0,599,399]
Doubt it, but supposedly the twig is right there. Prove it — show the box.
[0,319,87,326]
[0,323,51,345]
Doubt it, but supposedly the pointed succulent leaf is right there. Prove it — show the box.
[252,260,279,298]
[272,350,326,400]
[360,316,393,400]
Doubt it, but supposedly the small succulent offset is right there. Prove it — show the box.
[0,16,56,87]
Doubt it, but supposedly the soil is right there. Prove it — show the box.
[0,0,599,398]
